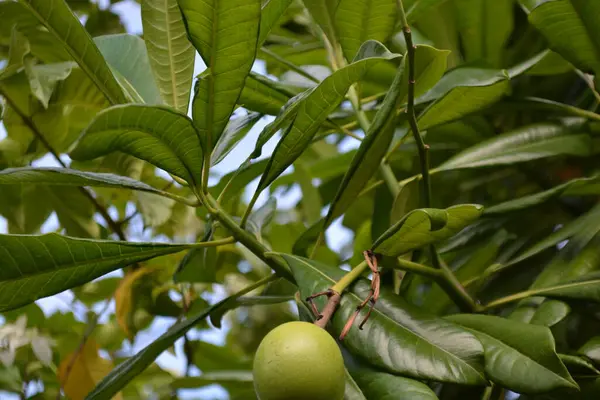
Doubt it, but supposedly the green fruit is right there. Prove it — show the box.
[252,321,345,400]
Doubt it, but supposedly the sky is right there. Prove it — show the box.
[0,1,355,398]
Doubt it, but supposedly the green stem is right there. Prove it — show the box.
[331,261,369,293]
[202,192,294,281]
[396,0,478,313]
[393,258,443,279]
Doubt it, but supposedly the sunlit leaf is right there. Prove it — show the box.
[19,0,128,104]
[0,233,193,311]
[280,254,486,384]
[179,0,261,150]
[141,0,195,112]
[70,104,203,187]
[446,314,577,393]
[372,205,484,257]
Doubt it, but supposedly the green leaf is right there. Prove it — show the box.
[280,254,486,385]
[343,369,367,400]
[174,229,217,284]
[211,112,262,166]
[94,34,163,105]
[372,205,484,257]
[406,0,451,23]
[334,0,397,61]
[47,186,100,238]
[70,104,203,187]
[86,277,271,399]
[295,161,323,224]
[399,45,450,105]
[258,0,293,46]
[485,176,600,215]
[250,89,311,159]
[19,0,128,105]
[560,354,600,377]
[0,167,180,199]
[322,58,406,232]
[180,0,261,149]
[251,41,400,199]
[0,233,193,312]
[524,273,600,303]
[246,197,277,240]
[453,0,514,67]
[239,72,292,115]
[579,337,600,366]
[423,230,508,315]
[141,0,195,113]
[529,300,571,327]
[519,0,600,75]
[23,61,76,109]
[302,0,340,44]
[446,314,577,393]
[436,120,591,171]
[418,67,510,130]
[350,368,439,400]
[209,159,269,201]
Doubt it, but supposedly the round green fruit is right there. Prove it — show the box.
[252,321,345,400]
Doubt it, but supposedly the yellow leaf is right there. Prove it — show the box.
[114,267,155,338]
[57,338,121,400]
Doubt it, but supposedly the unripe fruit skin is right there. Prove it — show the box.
[253,321,345,400]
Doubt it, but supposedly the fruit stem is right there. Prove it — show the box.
[310,260,370,330]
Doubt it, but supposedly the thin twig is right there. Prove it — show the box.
[260,47,321,84]
[395,0,478,312]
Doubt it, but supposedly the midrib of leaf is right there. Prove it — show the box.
[288,254,486,380]
[157,0,182,111]
[466,328,574,387]
[207,0,218,151]
[21,1,123,105]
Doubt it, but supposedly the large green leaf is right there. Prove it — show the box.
[18,0,128,104]
[343,369,368,400]
[334,0,397,61]
[453,0,513,67]
[0,234,193,311]
[485,175,600,215]
[279,254,486,385]
[251,41,400,200]
[70,104,203,187]
[517,274,600,303]
[302,0,340,45]
[94,34,163,105]
[1,68,109,162]
[436,120,590,171]
[519,0,600,75]
[0,2,70,63]
[0,167,182,200]
[350,368,439,400]
[417,67,510,130]
[86,277,272,399]
[258,0,293,46]
[141,0,195,113]
[446,314,577,393]
[406,0,451,23]
[322,59,406,232]
[239,72,292,115]
[371,205,484,257]
[180,0,261,150]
